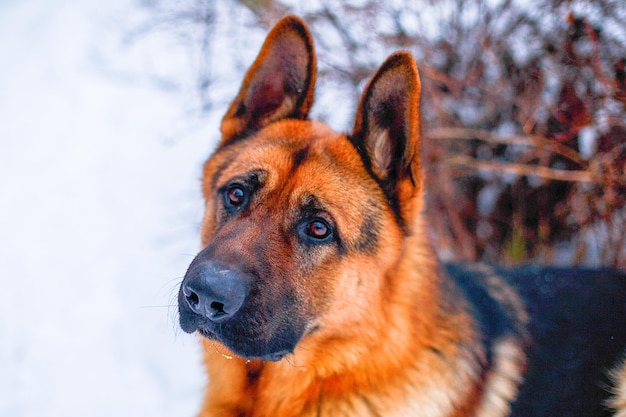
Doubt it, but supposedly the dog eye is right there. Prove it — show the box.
[298,218,333,244]
[308,220,330,239]
[223,184,248,212]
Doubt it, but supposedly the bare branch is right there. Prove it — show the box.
[428,127,587,166]
[444,155,599,183]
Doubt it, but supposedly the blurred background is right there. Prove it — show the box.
[1,0,624,416]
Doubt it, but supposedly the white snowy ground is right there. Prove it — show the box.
[0,1,269,415]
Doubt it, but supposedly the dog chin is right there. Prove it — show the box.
[196,326,297,362]
[178,300,305,361]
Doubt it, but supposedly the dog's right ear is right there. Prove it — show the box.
[219,15,316,146]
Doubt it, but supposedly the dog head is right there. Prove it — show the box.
[178,15,423,362]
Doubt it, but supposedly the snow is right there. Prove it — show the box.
[0,0,228,415]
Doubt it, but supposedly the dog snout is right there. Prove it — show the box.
[182,262,250,321]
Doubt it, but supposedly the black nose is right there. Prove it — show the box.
[181,261,250,321]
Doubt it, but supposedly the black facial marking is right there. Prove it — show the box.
[299,195,323,219]
[354,211,381,253]
[291,144,310,172]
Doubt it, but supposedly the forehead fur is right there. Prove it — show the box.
[206,120,370,192]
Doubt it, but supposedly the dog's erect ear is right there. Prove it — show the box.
[219,15,316,146]
[351,52,422,225]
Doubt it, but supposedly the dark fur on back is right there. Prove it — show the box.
[448,263,626,416]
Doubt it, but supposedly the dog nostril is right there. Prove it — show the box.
[186,292,200,308]
[210,301,225,314]
[181,263,249,320]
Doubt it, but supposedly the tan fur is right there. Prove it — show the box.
[609,356,626,417]
[474,337,526,417]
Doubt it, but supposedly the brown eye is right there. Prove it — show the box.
[297,218,334,245]
[308,220,329,239]
[228,186,245,206]
[223,184,248,213]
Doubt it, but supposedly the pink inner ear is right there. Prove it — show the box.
[246,75,286,124]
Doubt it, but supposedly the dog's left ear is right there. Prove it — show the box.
[351,52,422,226]
[219,15,316,146]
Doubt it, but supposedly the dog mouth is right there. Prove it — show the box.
[179,303,304,362]
[195,326,292,362]
[177,258,310,362]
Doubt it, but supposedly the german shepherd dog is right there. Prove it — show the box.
[178,15,626,417]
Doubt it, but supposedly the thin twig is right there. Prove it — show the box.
[428,127,586,166]
[444,155,597,183]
